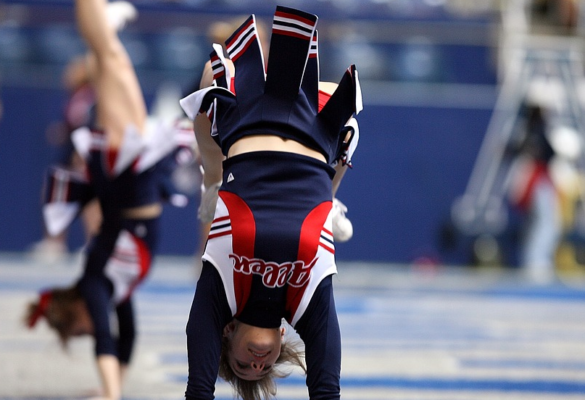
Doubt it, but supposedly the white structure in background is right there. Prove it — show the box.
[451,0,585,282]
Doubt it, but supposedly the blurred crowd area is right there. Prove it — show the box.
[2,1,582,96]
[0,0,501,96]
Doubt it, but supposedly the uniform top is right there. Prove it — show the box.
[203,151,337,327]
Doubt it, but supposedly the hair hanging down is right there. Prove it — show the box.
[24,286,84,348]
[218,336,307,400]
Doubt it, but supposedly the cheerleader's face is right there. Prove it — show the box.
[223,320,284,381]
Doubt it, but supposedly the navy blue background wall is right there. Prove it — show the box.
[347,104,493,264]
[0,87,494,264]
[0,2,498,265]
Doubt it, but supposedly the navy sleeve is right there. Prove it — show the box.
[77,231,119,359]
[78,273,117,358]
[294,275,341,400]
[116,298,136,365]
[185,262,233,400]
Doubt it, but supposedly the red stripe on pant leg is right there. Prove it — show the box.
[219,191,256,317]
[287,201,332,319]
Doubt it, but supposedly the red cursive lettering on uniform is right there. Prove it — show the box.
[230,254,318,288]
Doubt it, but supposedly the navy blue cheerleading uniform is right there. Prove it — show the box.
[186,152,342,399]
[42,121,195,364]
[181,6,362,400]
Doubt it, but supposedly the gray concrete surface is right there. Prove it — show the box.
[2,252,585,399]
